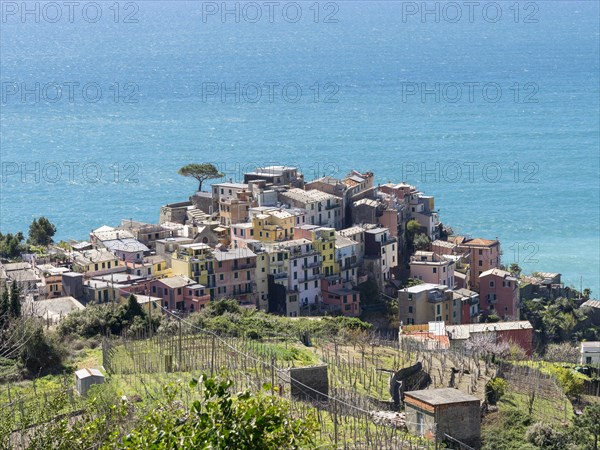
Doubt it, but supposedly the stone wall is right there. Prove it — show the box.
[159,201,192,224]
[437,402,481,448]
[280,365,328,401]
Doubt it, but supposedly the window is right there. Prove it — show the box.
[490,281,495,288]
[408,306,413,313]
[479,249,483,255]
[478,260,483,266]
[219,274,224,281]
[433,267,437,274]
[234,272,238,279]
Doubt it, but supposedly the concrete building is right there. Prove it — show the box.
[211,182,251,211]
[364,227,397,291]
[453,288,480,324]
[0,262,41,295]
[478,268,519,319]
[70,249,123,277]
[117,220,171,250]
[61,272,84,300]
[398,283,460,326]
[102,238,149,263]
[321,278,360,316]
[446,321,534,355]
[150,275,210,312]
[409,251,455,288]
[580,341,600,365]
[35,264,69,299]
[155,237,194,266]
[450,236,501,291]
[125,255,171,279]
[170,243,215,287]
[218,190,256,226]
[243,166,303,188]
[408,194,441,241]
[75,368,105,397]
[272,239,322,312]
[27,295,85,325]
[279,189,343,229]
[213,247,257,306]
[404,388,481,448]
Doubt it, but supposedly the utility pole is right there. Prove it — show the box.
[178,317,182,370]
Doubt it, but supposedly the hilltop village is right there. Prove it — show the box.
[2,165,600,450]
[2,165,557,326]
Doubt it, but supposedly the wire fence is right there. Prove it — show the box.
[100,313,450,449]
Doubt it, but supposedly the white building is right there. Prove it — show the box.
[580,341,600,365]
[278,189,343,229]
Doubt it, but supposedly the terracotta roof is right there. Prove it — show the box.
[465,238,498,247]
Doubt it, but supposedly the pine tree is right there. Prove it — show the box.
[0,287,9,328]
[9,281,21,318]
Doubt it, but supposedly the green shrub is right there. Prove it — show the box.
[485,377,508,405]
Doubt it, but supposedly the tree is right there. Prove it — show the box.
[9,281,21,318]
[28,217,57,246]
[413,233,431,251]
[485,377,508,405]
[0,232,26,259]
[124,294,144,321]
[178,163,224,192]
[575,403,600,450]
[406,219,421,237]
[509,263,522,277]
[117,376,316,449]
[19,323,65,375]
[526,422,572,450]
[555,367,584,400]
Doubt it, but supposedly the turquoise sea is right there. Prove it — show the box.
[0,1,599,293]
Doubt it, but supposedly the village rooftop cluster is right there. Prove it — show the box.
[0,165,572,330]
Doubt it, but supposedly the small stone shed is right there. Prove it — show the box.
[75,368,105,397]
[404,388,481,448]
[279,365,328,401]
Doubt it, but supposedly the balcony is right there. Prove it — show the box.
[299,274,320,283]
[274,272,288,280]
[302,261,320,270]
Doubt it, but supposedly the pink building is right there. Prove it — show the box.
[409,251,455,288]
[478,268,519,320]
[451,237,501,291]
[213,247,257,307]
[321,278,360,316]
[150,276,210,313]
[230,223,255,248]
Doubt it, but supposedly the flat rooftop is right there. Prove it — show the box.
[404,388,479,406]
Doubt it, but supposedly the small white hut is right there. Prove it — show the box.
[75,368,105,396]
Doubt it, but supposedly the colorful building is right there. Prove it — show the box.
[478,268,519,319]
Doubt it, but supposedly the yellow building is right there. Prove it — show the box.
[71,249,120,274]
[295,226,339,277]
[252,210,297,242]
[171,243,214,286]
